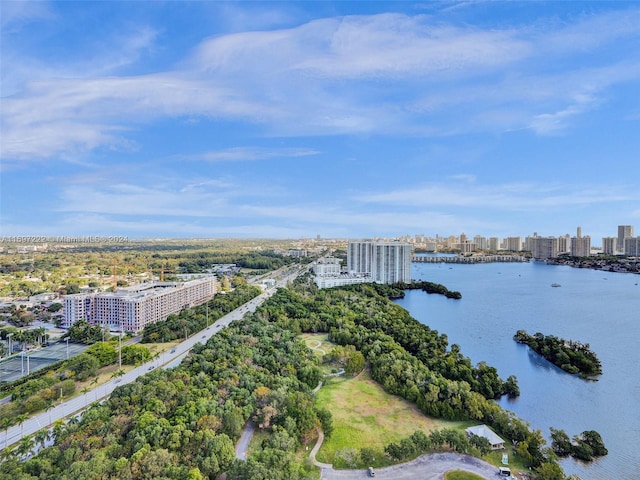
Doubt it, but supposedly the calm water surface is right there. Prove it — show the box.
[394,260,640,480]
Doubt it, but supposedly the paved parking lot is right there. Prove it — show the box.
[321,453,499,480]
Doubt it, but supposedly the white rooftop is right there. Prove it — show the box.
[466,424,505,446]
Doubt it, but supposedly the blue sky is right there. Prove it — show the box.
[1,1,639,241]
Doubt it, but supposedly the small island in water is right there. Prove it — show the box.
[513,330,602,378]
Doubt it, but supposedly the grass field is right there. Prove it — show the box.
[301,333,344,375]
[482,445,527,473]
[300,332,330,357]
[314,369,459,467]
[445,470,486,480]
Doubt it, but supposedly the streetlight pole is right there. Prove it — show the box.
[21,349,24,376]
[26,353,30,375]
[65,338,69,360]
[6,333,12,356]
[118,321,122,369]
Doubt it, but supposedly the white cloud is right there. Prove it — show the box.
[2,8,640,162]
[355,181,637,211]
[0,0,54,30]
[183,147,320,162]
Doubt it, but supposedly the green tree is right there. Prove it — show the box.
[535,461,566,480]
[579,430,607,457]
[315,408,333,439]
[550,428,572,457]
[571,437,594,461]
[85,342,117,366]
[63,353,99,381]
[47,303,63,313]
[360,447,376,466]
[345,350,365,376]
[15,436,34,459]
[120,345,151,365]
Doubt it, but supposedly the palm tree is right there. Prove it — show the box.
[52,419,65,444]
[81,387,90,406]
[45,400,55,426]
[36,327,46,346]
[34,429,50,450]
[15,436,34,459]
[1,417,12,447]
[0,446,13,463]
[15,413,28,439]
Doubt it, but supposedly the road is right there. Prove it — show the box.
[235,421,256,460]
[0,265,305,450]
[321,453,500,480]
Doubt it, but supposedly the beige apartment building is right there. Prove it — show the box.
[63,276,216,333]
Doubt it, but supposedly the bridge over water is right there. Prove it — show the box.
[413,255,529,264]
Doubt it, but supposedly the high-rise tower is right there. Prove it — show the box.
[347,241,412,284]
[618,225,634,252]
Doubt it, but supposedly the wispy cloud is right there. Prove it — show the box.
[0,0,53,30]
[2,7,640,163]
[355,181,638,211]
[181,147,320,162]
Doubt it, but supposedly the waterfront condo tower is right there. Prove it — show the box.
[347,241,412,284]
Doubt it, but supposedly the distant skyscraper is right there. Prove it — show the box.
[474,235,488,250]
[504,237,522,252]
[347,241,412,284]
[624,237,640,256]
[557,234,571,254]
[618,225,634,252]
[602,237,616,255]
[571,235,591,257]
[531,236,558,260]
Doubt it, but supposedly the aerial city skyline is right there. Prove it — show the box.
[2,2,640,239]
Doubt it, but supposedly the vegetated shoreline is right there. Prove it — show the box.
[545,255,640,275]
[513,330,602,379]
[374,281,463,300]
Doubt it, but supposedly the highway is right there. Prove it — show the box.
[0,265,306,450]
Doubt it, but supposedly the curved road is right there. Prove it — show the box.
[321,452,500,480]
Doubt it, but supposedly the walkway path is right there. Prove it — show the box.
[306,339,327,356]
[309,428,333,471]
[235,421,256,460]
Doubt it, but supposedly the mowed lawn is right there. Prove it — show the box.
[315,369,452,465]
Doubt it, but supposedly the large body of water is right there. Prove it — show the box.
[394,259,640,480]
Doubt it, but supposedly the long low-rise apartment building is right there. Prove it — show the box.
[63,276,216,333]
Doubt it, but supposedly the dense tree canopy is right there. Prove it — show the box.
[1,280,577,479]
[141,284,261,343]
[514,330,602,377]
[1,317,324,479]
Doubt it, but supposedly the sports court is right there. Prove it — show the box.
[0,341,88,383]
